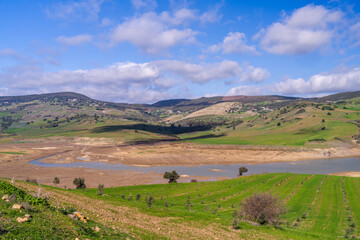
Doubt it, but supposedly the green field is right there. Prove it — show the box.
[1,174,360,239]
[61,173,358,239]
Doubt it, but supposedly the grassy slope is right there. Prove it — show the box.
[180,104,359,147]
[0,181,130,239]
[58,173,358,239]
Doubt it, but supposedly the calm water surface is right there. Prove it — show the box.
[29,155,360,178]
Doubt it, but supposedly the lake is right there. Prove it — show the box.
[29,154,360,178]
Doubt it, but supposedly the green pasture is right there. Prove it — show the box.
[70,173,359,239]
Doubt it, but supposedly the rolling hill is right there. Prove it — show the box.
[0,90,359,147]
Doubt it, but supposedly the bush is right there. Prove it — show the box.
[97,184,104,195]
[235,192,286,225]
[238,166,248,176]
[73,177,86,189]
[145,195,155,207]
[53,177,60,185]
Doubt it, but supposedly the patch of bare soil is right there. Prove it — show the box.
[329,171,360,177]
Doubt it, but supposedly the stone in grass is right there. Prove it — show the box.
[1,195,8,200]
[16,216,31,223]
[12,204,24,210]
[92,226,100,232]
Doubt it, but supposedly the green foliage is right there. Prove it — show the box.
[0,181,48,206]
[53,177,60,185]
[73,177,86,189]
[97,184,104,195]
[163,170,180,183]
[145,195,155,207]
[238,167,248,176]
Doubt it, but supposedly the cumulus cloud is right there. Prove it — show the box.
[274,67,360,95]
[256,4,342,54]
[153,60,241,83]
[56,34,92,46]
[226,85,262,96]
[110,11,197,54]
[0,59,252,103]
[239,65,269,83]
[209,32,257,54]
[45,0,104,22]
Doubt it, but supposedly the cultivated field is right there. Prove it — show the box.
[2,173,359,239]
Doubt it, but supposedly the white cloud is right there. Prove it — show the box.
[199,3,223,24]
[349,22,360,47]
[100,18,112,26]
[274,67,360,95]
[239,65,269,83]
[153,60,242,83]
[0,60,250,103]
[131,0,157,10]
[45,0,104,22]
[257,4,342,54]
[226,85,262,96]
[209,32,257,54]
[110,12,197,54]
[56,35,92,46]
[0,48,24,59]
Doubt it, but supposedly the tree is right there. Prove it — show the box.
[73,177,86,189]
[238,167,248,176]
[53,177,60,186]
[163,170,180,183]
[233,192,286,227]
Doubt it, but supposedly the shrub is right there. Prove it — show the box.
[53,177,60,185]
[236,192,286,225]
[136,194,141,201]
[145,195,155,207]
[73,177,86,189]
[238,166,248,176]
[97,184,104,195]
[163,170,180,183]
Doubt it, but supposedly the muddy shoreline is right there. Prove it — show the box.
[0,138,359,187]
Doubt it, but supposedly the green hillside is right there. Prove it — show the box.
[0,91,359,147]
[2,173,359,239]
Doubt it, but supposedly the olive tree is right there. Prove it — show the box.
[163,170,180,183]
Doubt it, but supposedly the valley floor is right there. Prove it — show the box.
[0,137,360,188]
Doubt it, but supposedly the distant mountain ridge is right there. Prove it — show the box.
[0,90,360,108]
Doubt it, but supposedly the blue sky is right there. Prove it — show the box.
[1,0,360,103]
